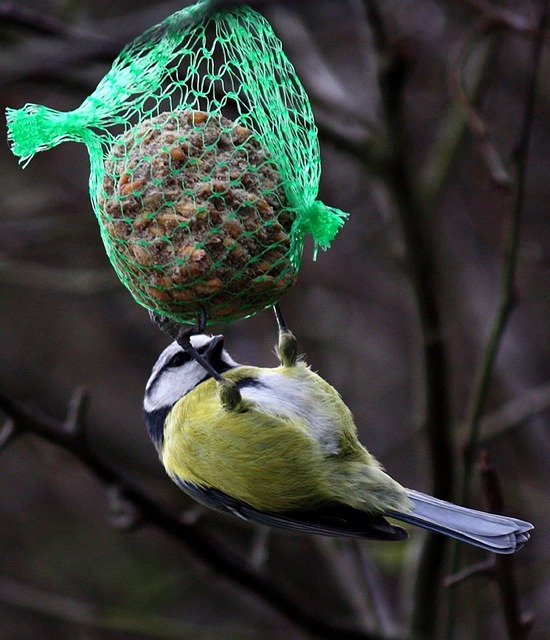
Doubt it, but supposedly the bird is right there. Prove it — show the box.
[143,311,533,554]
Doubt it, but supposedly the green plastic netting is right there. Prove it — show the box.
[6,0,347,324]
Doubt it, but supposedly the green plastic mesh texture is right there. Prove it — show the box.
[6,0,347,324]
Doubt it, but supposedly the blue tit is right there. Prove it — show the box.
[143,325,532,553]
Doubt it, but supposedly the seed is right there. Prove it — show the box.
[119,172,131,187]
[170,287,196,301]
[189,111,208,125]
[120,179,145,196]
[268,225,288,243]
[190,248,206,262]
[197,182,212,198]
[133,213,153,231]
[214,303,236,317]
[137,127,156,144]
[156,210,186,232]
[230,245,246,259]
[178,245,194,258]
[105,219,131,239]
[256,198,270,214]
[128,242,151,266]
[223,218,243,238]
[175,201,196,217]
[212,180,229,194]
[233,125,251,142]
[145,285,171,302]
[195,276,223,294]
[169,146,185,162]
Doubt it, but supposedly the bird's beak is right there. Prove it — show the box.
[204,334,224,362]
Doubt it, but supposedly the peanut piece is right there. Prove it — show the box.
[120,179,145,196]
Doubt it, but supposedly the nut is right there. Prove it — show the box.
[169,146,186,162]
[189,110,208,125]
[120,179,145,197]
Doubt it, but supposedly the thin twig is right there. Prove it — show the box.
[460,0,541,35]
[420,30,498,210]
[476,379,550,442]
[431,0,550,202]
[0,393,397,640]
[448,18,511,188]
[442,558,494,587]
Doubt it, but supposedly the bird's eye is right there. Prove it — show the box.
[167,352,189,368]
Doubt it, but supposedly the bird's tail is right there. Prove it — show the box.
[387,489,533,554]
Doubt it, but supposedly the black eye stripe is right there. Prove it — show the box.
[167,351,191,368]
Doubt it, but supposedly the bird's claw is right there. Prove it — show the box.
[218,379,243,412]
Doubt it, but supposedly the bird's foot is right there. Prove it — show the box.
[273,303,297,367]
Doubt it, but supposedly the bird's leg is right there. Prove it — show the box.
[273,303,297,367]
[218,379,244,412]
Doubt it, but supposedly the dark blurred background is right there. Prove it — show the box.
[0,1,548,638]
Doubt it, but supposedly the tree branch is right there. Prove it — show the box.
[478,452,534,640]
[447,19,511,189]
[363,4,455,637]
[0,575,263,640]
[0,392,398,640]
[460,0,547,526]
[446,1,547,636]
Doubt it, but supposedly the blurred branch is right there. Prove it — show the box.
[363,3,455,637]
[478,452,534,640]
[0,0,276,86]
[445,455,535,638]
[315,538,372,632]
[477,379,550,442]
[0,576,264,640]
[0,392,399,640]
[423,0,550,209]
[356,543,400,638]
[444,455,534,640]
[0,258,118,294]
[314,537,400,636]
[447,20,511,189]
[0,3,75,36]
[266,5,376,132]
[446,2,547,637]
[459,0,544,35]
[443,558,494,587]
[460,0,547,518]
[419,29,499,209]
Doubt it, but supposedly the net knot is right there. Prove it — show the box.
[6,104,93,167]
[298,200,348,256]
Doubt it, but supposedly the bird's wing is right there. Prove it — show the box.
[176,478,408,541]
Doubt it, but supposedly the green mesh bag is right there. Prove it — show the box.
[6,0,347,324]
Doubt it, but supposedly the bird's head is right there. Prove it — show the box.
[143,334,238,448]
